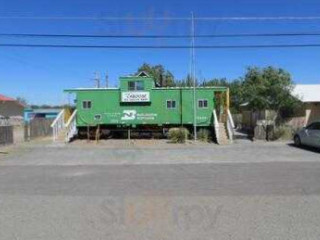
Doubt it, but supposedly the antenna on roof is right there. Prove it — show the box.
[93,72,100,88]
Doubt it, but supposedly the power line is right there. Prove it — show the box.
[196,16,320,21]
[1,43,320,49]
[1,32,320,39]
[0,16,320,21]
[0,16,189,21]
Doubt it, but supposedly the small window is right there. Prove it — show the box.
[307,123,314,130]
[94,114,101,120]
[308,122,320,130]
[128,81,135,91]
[167,100,176,109]
[198,99,208,108]
[314,123,320,130]
[128,81,144,91]
[82,100,92,109]
[136,81,144,90]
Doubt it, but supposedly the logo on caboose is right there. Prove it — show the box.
[121,110,137,120]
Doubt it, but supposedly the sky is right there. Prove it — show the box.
[0,0,320,105]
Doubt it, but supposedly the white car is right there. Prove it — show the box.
[294,121,320,149]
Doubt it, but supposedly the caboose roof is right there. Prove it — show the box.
[64,86,227,92]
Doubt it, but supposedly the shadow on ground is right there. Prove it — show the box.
[287,143,320,154]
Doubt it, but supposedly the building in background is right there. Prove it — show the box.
[239,84,320,131]
[24,108,62,123]
[292,84,320,125]
[0,94,24,118]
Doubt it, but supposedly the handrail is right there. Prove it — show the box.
[227,109,235,142]
[65,110,77,143]
[226,118,234,142]
[213,109,220,143]
[50,109,64,128]
[51,109,65,142]
[227,109,235,129]
[226,109,235,142]
[65,110,77,127]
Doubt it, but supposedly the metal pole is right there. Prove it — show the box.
[94,72,100,88]
[128,127,131,141]
[105,71,109,88]
[191,12,197,140]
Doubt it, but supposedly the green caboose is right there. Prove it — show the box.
[65,72,229,135]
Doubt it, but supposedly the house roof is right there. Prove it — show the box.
[65,86,228,92]
[0,94,16,102]
[0,94,25,107]
[292,84,320,102]
[26,108,62,114]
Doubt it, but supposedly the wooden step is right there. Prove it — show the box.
[217,122,230,145]
[55,129,67,142]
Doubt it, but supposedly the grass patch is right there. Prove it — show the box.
[197,128,212,142]
[168,128,189,143]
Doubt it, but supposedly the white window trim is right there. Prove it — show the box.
[198,99,208,109]
[166,100,177,109]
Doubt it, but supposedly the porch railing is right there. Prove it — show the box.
[65,110,77,143]
[226,109,235,142]
[50,109,65,142]
[213,109,220,143]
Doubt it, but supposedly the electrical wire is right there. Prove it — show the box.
[1,43,320,49]
[1,32,320,38]
[0,16,320,21]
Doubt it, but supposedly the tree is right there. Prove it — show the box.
[134,64,300,118]
[175,74,191,87]
[242,66,301,118]
[201,78,228,87]
[137,63,175,87]
[16,96,27,106]
[228,79,244,113]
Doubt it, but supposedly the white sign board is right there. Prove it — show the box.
[121,91,150,102]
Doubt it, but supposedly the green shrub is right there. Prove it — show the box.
[168,128,189,143]
[197,128,211,142]
[273,125,295,140]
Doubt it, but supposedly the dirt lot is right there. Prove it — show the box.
[0,139,319,166]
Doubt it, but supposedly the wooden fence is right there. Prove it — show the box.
[0,126,13,145]
[25,118,53,140]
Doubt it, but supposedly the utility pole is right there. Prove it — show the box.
[105,72,109,88]
[93,72,100,88]
[191,12,197,141]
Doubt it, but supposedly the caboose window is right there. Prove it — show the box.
[167,100,176,109]
[128,81,135,91]
[198,99,208,108]
[82,100,92,109]
[128,81,144,91]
